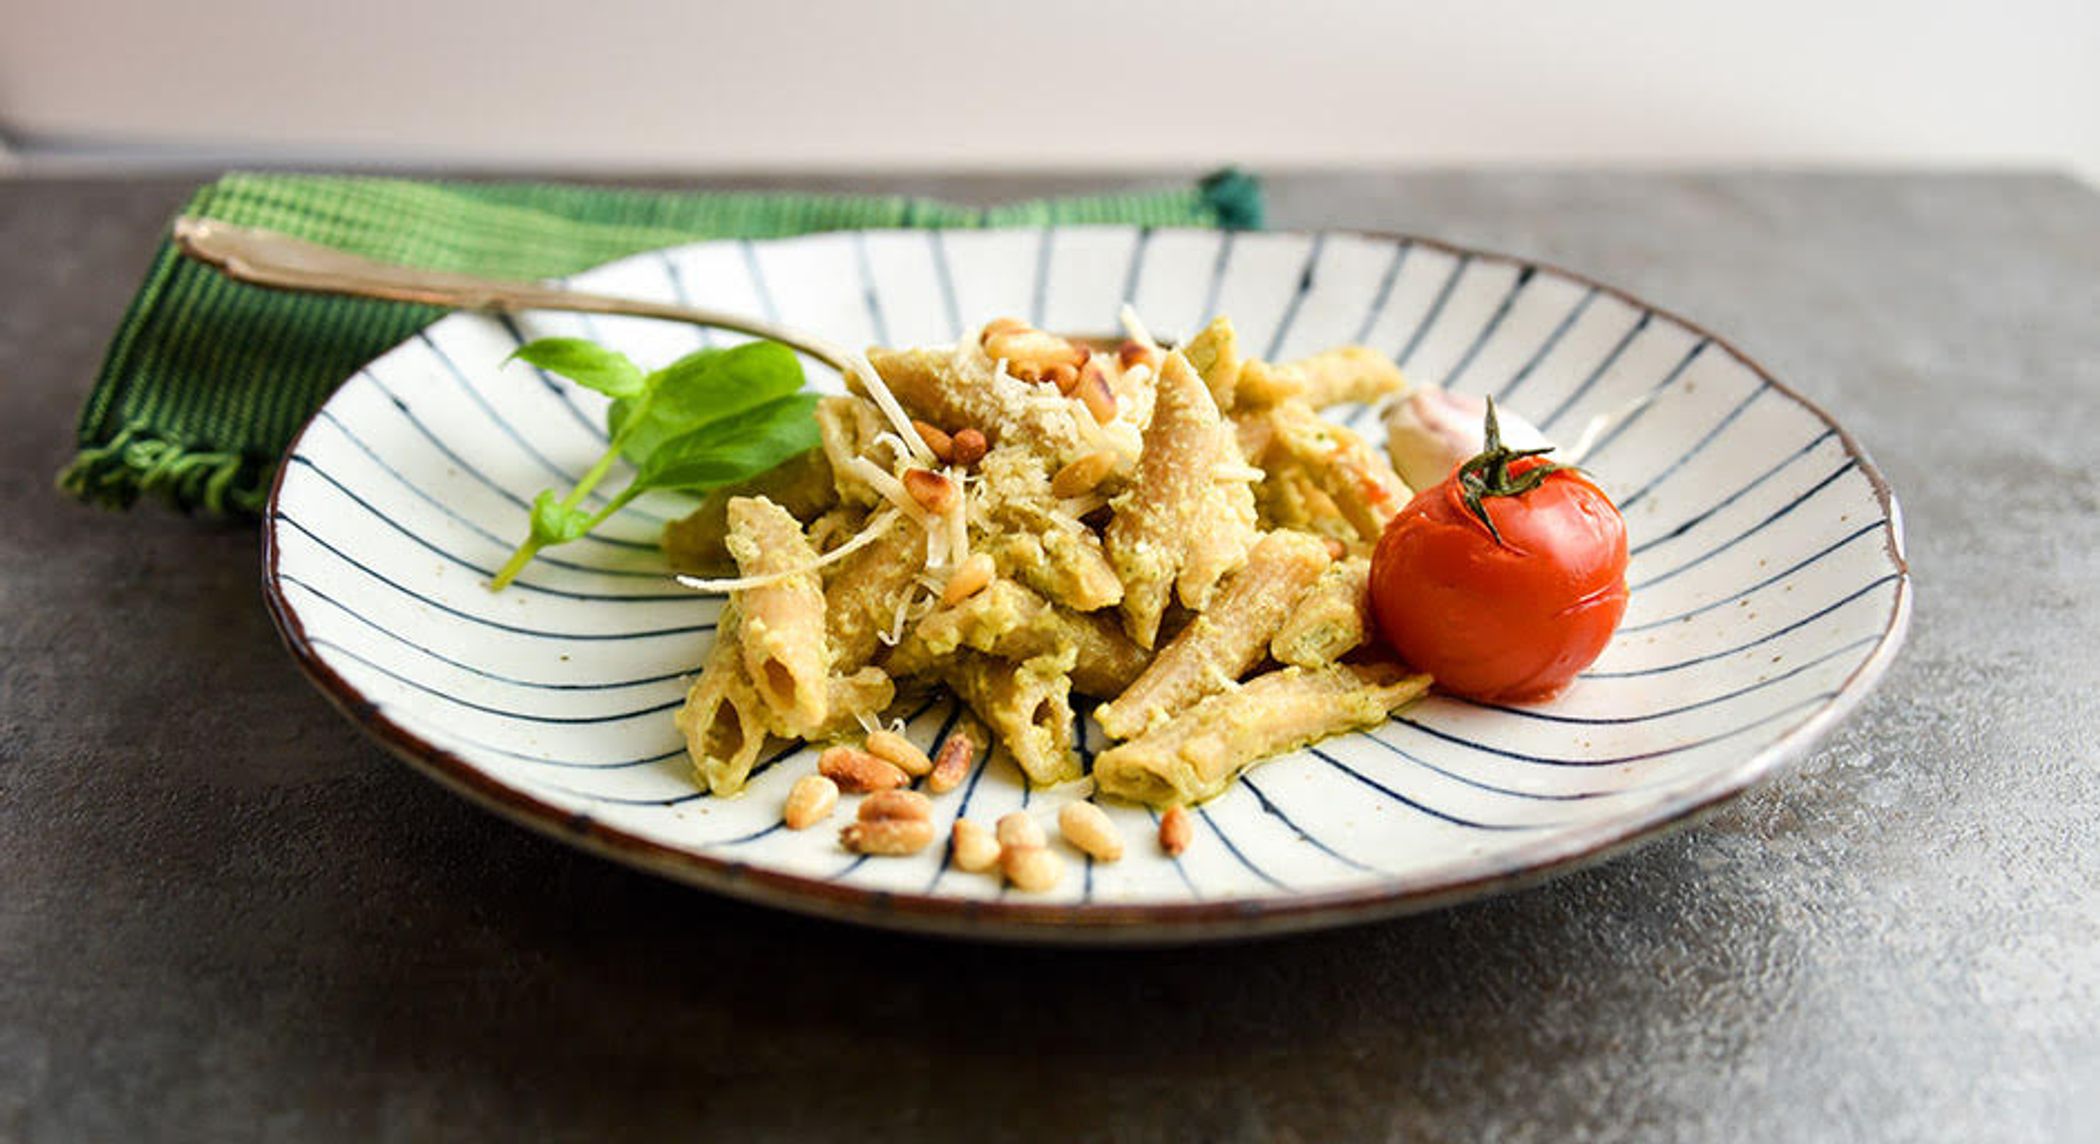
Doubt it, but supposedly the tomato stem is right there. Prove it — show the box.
[1456,397,1566,545]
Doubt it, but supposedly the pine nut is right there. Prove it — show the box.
[1077,367,1117,424]
[840,818,936,856]
[980,316,1028,345]
[1118,339,1158,371]
[1058,801,1125,862]
[912,419,955,464]
[951,818,1000,873]
[1159,805,1193,856]
[927,730,977,794]
[903,468,959,515]
[864,730,933,778]
[1050,450,1117,499]
[985,325,1086,384]
[1001,844,1064,892]
[940,552,996,607]
[1045,362,1081,394]
[858,788,933,823]
[996,811,1045,850]
[782,774,839,830]
[1323,536,1349,561]
[949,428,989,467]
[819,745,909,793]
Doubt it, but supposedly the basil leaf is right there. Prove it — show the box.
[491,336,817,592]
[635,393,822,493]
[528,489,595,544]
[508,338,646,399]
[609,341,806,464]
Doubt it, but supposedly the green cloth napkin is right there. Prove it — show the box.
[62,168,1263,516]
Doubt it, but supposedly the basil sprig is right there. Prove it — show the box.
[490,337,819,590]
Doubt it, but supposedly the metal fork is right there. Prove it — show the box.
[171,217,855,371]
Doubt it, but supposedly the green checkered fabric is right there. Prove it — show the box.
[61,169,1262,516]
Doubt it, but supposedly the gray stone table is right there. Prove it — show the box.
[3,171,2095,1141]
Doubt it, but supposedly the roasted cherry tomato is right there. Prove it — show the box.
[1369,400,1628,703]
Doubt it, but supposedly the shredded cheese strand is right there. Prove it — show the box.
[879,583,940,647]
[946,467,970,563]
[845,456,930,528]
[673,507,902,594]
[870,430,914,464]
[1119,304,1159,351]
[846,349,937,467]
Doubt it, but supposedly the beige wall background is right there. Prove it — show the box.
[5,0,2096,180]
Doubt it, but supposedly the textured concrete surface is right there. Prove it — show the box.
[2,171,2096,1142]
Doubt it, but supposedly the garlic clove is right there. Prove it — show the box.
[1383,388,1554,492]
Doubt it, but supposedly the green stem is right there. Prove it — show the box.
[489,405,649,591]
[1456,397,1566,546]
[561,442,626,512]
[490,538,543,591]
[581,486,642,533]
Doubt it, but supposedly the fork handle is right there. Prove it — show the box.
[170,217,850,370]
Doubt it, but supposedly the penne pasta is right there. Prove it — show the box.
[1288,345,1408,409]
[817,394,890,508]
[1271,556,1373,668]
[1232,358,1309,410]
[1094,662,1433,808]
[1181,316,1243,410]
[666,313,1448,815]
[1263,399,1412,543]
[1105,351,1259,648]
[1096,530,1333,740]
[860,332,1089,464]
[941,650,1082,786]
[889,578,1149,699]
[1253,462,1360,550]
[807,667,897,741]
[977,445,1125,612]
[726,496,830,738]
[823,510,927,673]
[676,602,774,797]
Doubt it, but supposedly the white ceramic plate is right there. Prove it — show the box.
[264,226,1910,943]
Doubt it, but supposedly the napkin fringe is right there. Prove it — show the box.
[1199,168,1265,231]
[57,422,268,516]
